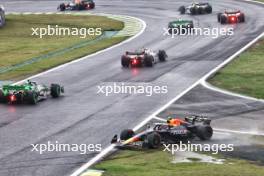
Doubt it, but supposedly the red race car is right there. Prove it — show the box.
[58,0,95,11]
[218,10,245,24]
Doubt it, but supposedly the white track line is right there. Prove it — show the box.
[152,116,167,122]
[243,0,264,5]
[201,81,264,103]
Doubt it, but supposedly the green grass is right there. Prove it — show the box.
[94,150,264,176]
[209,39,264,99]
[0,14,125,80]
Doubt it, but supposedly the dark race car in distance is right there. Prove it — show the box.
[121,48,167,68]
[58,0,95,11]
[0,5,5,27]
[111,115,213,149]
[218,10,245,24]
[0,80,64,105]
[179,2,212,15]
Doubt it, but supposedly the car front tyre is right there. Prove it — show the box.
[144,55,154,67]
[158,50,167,62]
[51,84,62,98]
[121,56,130,68]
[147,132,161,149]
[120,129,135,140]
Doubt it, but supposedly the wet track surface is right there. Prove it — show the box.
[158,85,264,163]
[0,0,264,175]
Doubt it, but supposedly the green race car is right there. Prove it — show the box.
[168,19,194,34]
[0,80,64,105]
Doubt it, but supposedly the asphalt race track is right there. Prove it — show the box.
[158,85,264,163]
[0,0,264,176]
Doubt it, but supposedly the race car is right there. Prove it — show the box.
[0,5,5,28]
[217,10,245,24]
[179,2,212,15]
[0,80,64,105]
[121,48,167,68]
[168,19,194,34]
[111,115,213,149]
[58,0,95,11]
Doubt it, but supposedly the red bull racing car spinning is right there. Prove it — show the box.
[121,48,167,68]
[58,0,95,11]
[111,115,213,149]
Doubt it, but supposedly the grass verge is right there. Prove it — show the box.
[94,150,264,176]
[0,14,126,80]
[209,38,264,99]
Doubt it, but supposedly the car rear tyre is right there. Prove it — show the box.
[158,50,167,62]
[144,55,154,67]
[121,56,130,67]
[206,6,212,14]
[59,4,66,11]
[190,7,196,15]
[120,129,135,140]
[217,13,222,22]
[27,91,38,105]
[147,132,161,149]
[51,84,61,98]
[0,90,6,102]
[239,14,245,23]
[197,8,202,14]
[196,125,213,140]
[90,2,95,9]
[220,15,227,24]
[179,6,186,14]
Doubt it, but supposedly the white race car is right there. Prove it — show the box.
[121,48,167,68]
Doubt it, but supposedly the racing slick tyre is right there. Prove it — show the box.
[196,8,202,14]
[0,90,6,102]
[220,15,227,24]
[59,3,66,11]
[144,55,154,67]
[27,91,38,105]
[51,84,62,98]
[205,6,212,14]
[190,7,196,15]
[239,14,245,23]
[121,56,130,67]
[147,132,161,149]
[90,2,95,9]
[217,13,222,22]
[158,50,167,62]
[120,129,135,140]
[196,125,213,140]
[179,6,186,14]
[0,9,5,28]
